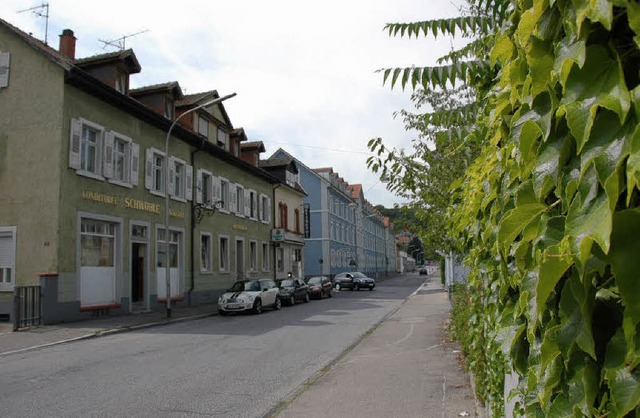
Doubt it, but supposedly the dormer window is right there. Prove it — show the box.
[114,71,126,94]
[217,128,228,150]
[198,115,209,138]
[164,99,174,120]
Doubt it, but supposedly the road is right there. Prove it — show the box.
[0,275,426,418]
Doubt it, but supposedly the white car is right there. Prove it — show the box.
[218,279,282,315]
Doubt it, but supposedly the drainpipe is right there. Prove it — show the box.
[188,139,205,305]
[272,183,282,280]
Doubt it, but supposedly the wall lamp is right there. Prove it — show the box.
[193,200,224,224]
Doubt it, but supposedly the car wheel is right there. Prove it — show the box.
[353,284,359,291]
[253,299,262,315]
[369,287,374,291]
[304,293,310,303]
[289,295,295,306]
[274,297,282,310]
[218,309,227,316]
[335,283,341,291]
[327,289,332,298]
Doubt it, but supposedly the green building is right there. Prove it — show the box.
[0,20,284,323]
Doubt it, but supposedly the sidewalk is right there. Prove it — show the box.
[269,275,482,418]
[0,302,217,356]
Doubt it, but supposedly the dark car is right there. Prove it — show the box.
[333,272,375,291]
[419,267,428,275]
[306,276,333,299]
[276,277,310,306]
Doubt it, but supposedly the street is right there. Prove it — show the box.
[0,275,427,418]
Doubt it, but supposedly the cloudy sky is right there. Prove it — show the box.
[2,0,464,207]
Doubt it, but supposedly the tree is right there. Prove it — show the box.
[372,0,640,416]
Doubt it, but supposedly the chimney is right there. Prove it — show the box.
[59,29,76,59]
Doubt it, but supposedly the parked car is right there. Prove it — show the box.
[419,267,428,275]
[306,276,333,299]
[333,272,375,291]
[276,277,310,306]
[218,279,281,315]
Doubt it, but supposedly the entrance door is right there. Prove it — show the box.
[236,239,244,280]
[157,229,181,299]
[131,243,145,304]
[80,219,117,307]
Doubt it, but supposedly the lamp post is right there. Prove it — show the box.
[164,92,236,318]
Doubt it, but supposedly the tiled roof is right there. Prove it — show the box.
[176,90,218,107]
[242,141,266,152]
[130,81,183,99]
[259,157,292,168]
[75,49,141,73]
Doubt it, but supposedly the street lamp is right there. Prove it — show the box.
[164,92,236,318]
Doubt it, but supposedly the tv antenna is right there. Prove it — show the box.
[99,30,149,51]
[17,2,49,45]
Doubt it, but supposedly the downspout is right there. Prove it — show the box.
[272,183,282,280]
[188,139,206,305]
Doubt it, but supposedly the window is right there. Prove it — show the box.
[69,118,106,178]
[219,236,229,272]
[217,128,228,150]
[235,184,245,216]
[0,51,10,88]
[172,159,184,198]
[262,242,270,271]
[220,178,230,212]
[0,227,16,290]
[276,247,284,272]
[80,220,115,267]
[279,203,288,229]
[294,209,300,233]
[197,170,213,206]
[249,241,257,271]
[200,233,211,272]
[285,170,299,187]
[248,190,258,220]
[260,194,271,223]
[102,131,138,187]
[198,115,209,137]
[157,229,179,269]
[164,99,174,120]
[150,151,165,194]
[115,71,126,93]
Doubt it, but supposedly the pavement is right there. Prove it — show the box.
[0,273,483,417]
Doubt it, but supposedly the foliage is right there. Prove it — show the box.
[374,0,640,416]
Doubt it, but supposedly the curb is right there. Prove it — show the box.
[0,312,215,358]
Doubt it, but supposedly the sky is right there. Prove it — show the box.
[1,0,464,208]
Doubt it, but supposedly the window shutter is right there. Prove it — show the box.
[168,158,175,197]
[244,190,251,217]
[230,184,237,213]
[257,194,262,221]
[213,176,221,202]
[185,165,193,201]
[195,169,203,204]
[266,197,271,223]
[130,142,139,186]
[145,148,153,190]
[0,52,10,88]
[68,118,82,170]
[103,131,114,179]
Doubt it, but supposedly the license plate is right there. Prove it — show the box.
[226,303,239,309]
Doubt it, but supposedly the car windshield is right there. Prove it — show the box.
[307,277,321,285]
[229,281,260,292]
[352,272,367,278]
[279,279,294,287]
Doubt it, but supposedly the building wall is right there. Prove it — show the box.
[0,29,66,288]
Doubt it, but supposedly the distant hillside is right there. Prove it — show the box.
[375,205,418,235]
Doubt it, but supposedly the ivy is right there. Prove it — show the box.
[374,0,640,416]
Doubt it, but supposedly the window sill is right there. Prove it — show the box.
[0,285,15,292]
[149,190,166,198]
[108,179,133,189]
[75,170,105,182]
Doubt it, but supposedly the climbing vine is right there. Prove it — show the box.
[374,0,640,416]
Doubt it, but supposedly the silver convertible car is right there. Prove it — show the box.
[218,279,282,315]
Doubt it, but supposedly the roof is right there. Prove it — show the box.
[230,127,248,142]
[0,17,73,70]
[176,90,218,107]
[259,156,294,168]
[348,184,363,199]
[130,81,184,99]
[241,141,266,152]
[75,49,141,74]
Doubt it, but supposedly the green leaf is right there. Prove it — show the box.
[628,1,640,46]
[547,394,572,417]
[586,0,613,30]
[553,37,586,86]
[606,368,640,417]
[536,239,573,320]
[526,38,555,98]
[532,131,566,200]
[557,45,631,153]
[498,203,547,252]
[557,272,596,359]
[566,165,612,265]
[605,208,640,324]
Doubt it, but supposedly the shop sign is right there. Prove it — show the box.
[271,228,285,242]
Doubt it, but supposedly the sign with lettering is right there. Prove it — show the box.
[303,203,310,238]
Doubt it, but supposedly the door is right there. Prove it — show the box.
[131,243,145,303]
[79,219,117,307]
[236,239,244,280]
[157,229,181,299]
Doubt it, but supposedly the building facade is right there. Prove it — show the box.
[0,21,280,322]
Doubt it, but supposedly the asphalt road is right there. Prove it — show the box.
[0,275,426,418]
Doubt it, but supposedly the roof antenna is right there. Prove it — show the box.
[99,30,149,51]
[17,2,49,45]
